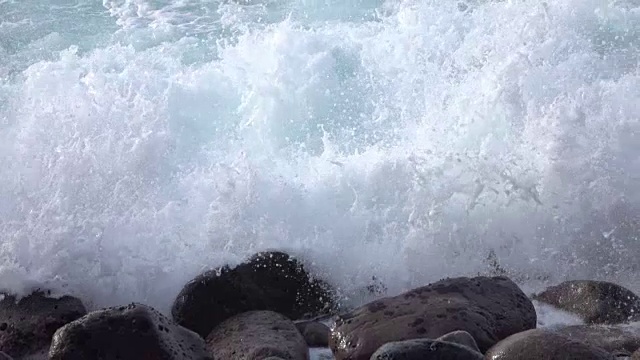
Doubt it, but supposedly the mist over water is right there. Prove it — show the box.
[1,0,640,313]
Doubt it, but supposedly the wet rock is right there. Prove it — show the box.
[533,280,640,324]
[295,321,330,347]
[0,290,86,358]
[329,276,536,360]
[485,328,615,360]
[172,251,336,338]
[554,324,640,355]
[49,303,211,360]
[437,330,481,353]
[370,338,484,359]
[206,310,308,360]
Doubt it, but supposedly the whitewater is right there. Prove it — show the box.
[1,0,640,323]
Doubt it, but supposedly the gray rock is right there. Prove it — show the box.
[533,281,640,324]
[437,330,481,353]
[172,251,337,338]
[295,321,330,347]
[0,290,86,358]
[485,328,615,360]
[329,276,536,360]
[370,338,484,359]
[49,303,210,360]
[554,324,640,354]
[206,310,309,360]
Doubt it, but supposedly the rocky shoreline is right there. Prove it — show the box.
[1,250,640,359]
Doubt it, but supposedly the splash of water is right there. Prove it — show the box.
[1,0,640,313]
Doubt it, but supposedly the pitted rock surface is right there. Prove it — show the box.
[533,281,640,324]
[0,290,86,358]
[329,276,536,360]
[49,303,211,360]
[206,310,308,360]
[485,328,615,360]
[173,251,336,337]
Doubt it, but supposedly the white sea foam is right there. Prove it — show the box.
[0,0,639,316]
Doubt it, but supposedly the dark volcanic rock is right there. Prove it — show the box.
[370,338,484,360]
[485,328,615,360]
[329,276,536,360]
[0,290,86,358]
[437,330,481,353]
[554,324,640,355]
[533,280,640,324]
[49,303,211,360]
[206,310,308,360]
[172,251,336,338]
[295,321,330,347]
[0,352,12,360]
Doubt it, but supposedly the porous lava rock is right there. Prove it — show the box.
[172,251,336,337]
[329,276,536,360]
[49,303,211,360]
[0,290,86,358]
[205,310,308,360]
[485,328,615,360]
[533,280,640,324]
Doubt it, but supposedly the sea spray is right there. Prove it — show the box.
[0,0,639,314]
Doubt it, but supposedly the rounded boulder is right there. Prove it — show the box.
[172,251,336,338]
[485,328,615,360]
[0,290,86,358]
[329,276,536,360]
[49,303,211,360]
[533,280,640,324]
[206,310,308,360]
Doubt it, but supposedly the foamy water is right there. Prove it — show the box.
[1,0,640,318]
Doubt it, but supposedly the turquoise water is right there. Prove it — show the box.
[1,0,640,313]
